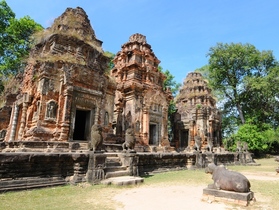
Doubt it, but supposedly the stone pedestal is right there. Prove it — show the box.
[119,152,139,176]
[202,188,254,206]
[186,154,196,169]
[86,152,106,184]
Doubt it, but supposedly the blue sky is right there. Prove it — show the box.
[5,0,279,84]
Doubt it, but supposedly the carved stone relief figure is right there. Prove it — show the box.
[46,100,57,119]
[135,121,140,132]
[124,111,132,130]
[104,112,109,126]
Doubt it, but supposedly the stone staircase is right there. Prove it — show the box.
[102,153,144,185]
[104,153,130,179]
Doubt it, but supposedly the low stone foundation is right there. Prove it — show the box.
[0,152,89,191]
[0,177,66,193]
[137,152,190,174]
[0,149,256,192]
[202,188,254,206]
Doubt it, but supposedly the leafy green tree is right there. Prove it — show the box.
[207,43,277,125]
[104,51,115,71]
[228,118,279,155]
[207,43,279,155]
[158,66,181,141]
[243,65,279,128]
[0,0,43,78]
[158,66,181,114]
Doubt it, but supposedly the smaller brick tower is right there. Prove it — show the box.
[173,72,222,150]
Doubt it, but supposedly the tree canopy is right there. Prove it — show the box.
[206,42,279,155]
[207,43,277,125]
[0,0,43,79]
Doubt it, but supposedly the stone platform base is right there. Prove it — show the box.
[0,177,66,193]
[202,188,254,206]
[101,176,144,186]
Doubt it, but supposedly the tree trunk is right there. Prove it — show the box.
[236,103,245,124]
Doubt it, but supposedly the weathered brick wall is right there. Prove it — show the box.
[137,153,189,174]
[0,152,89,191]
[137,152,237,175]
[0,153,88,179]
[0,106,12,131]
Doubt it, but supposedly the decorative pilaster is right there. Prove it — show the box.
[9,104,19,142]
[18,94,31,139]
[59,86,73,141]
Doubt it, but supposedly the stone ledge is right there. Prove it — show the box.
[202,188,254,206]
[0,177,66,193]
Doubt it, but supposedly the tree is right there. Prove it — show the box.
[228,118,279,155]
[158,66,181,114]
[104,51,115,71]
[207,43,279,155]
[158,66,181,141]
[243,65,279,128]
[0,0,43,78]
[207,43,277,125]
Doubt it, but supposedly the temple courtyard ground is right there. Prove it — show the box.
[0,158,278,210]
[114,171,278,210]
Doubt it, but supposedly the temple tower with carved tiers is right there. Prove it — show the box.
[4,7,116,144]
[173,72,222,150]
[111,33,172,147]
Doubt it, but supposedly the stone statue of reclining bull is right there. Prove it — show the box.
[205,163,251,193]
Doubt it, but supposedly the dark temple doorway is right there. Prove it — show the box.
[180,129,189,148]
[149,124,157,145]
[73,110,91,140]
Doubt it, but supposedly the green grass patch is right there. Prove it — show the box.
[0,184,125,210]
[143,169,212,186]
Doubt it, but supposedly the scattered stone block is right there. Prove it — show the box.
[101,176,144,186]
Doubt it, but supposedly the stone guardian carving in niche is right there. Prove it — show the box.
[104,112,109,126]
[45,101,57,119]
[194,135,202,152]
[125,111,132,130]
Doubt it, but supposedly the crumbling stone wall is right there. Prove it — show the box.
[137,153,188,174]
[0,153,88,192]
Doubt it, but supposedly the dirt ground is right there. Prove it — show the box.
[113,172,278,210]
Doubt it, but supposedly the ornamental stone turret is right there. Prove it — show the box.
[173,72,222,151]
[111,33,172,148]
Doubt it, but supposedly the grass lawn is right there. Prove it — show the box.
[0,157,278,210]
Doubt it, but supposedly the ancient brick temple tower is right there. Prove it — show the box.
[111,33,172,147]
[173,72,222,150]
[4,7,116,143]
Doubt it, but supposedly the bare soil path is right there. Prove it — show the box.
[113,172,278,210]
[114,185,228,210]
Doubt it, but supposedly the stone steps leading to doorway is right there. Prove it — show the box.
[103,152,143,185]
[104,153,130,179]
